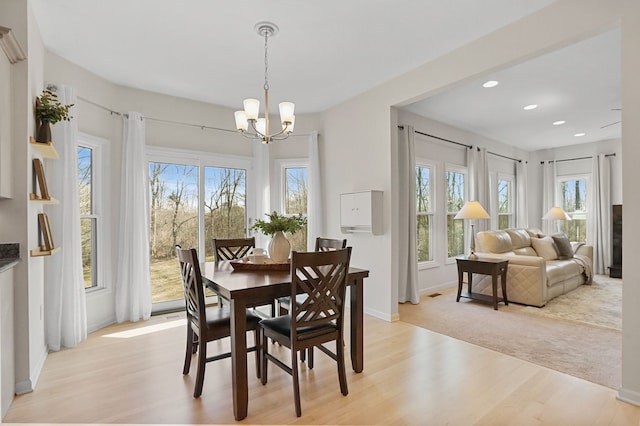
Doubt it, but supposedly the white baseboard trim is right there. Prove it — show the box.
[364,306,397,322]
[419,281,457,296]
[88,316,116,334]
[14,379,33,395]
[618,388,640,406]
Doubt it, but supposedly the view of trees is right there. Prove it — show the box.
[78,146,94,289]
[416,166,432,262]
[560,178,587,242]
[283,167,308,251]
[497,178,512,229]
[447,171,465,257]
[148,162,247,303]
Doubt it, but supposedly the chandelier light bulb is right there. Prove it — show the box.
[279,102,295,123]
[243,99,260,120]
[255,118,267,136]
[234,111,248,131]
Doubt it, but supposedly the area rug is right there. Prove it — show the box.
[398,274,621,389]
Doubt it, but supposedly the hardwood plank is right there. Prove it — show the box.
[4,312,640,424]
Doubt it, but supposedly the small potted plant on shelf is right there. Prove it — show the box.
[34,89,73,143]
[250,211,307,263]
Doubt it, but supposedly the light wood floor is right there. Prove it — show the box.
[4,311,640,425]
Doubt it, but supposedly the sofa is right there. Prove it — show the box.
[471,228,593,307]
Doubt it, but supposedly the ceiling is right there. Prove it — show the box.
[28,1,620,151]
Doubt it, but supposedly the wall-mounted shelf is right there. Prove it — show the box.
[340,190,383,235]
[29,246,60,257]
[29,136,59,159]
[29,193,59,204]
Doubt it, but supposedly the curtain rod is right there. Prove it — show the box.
[539,153,616,164]
[402,126,522,163]
[75,95,311,137]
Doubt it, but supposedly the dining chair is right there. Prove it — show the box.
[259,247,352,417]
[176,246,261,398]
[212,236,276,318]
[276,237,347,315]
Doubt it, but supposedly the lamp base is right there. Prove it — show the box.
[468,252,478,260]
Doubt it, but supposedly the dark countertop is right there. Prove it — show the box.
[0,243,20,273]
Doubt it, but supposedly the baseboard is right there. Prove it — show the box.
[15,379,33,395]
[364,306,398,322]
[88,316,116,334]
[419,281,457,296]
[618,388,640,406]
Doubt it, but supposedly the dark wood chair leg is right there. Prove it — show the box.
[254,328,261,379]
[292,349,302,417]
[183,324,194,374]
[194,341,207,398]
[261,329,268,385]
[336,335,348,396]
[308,347,314,369]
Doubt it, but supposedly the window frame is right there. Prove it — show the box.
[415,159,437,269]
[556,173,589,242]
[496,173,515,230]
[78,132,110,294]
[445,164,467,264]
[275,158,309,251]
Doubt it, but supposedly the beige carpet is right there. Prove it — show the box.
[399,274,622,389]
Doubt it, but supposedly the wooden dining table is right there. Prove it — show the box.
[200,261,370,421]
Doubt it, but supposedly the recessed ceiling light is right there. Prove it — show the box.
[553,120,566,126]
[523,104,538,110]
[482,80,499,88]
[574,132,586,137]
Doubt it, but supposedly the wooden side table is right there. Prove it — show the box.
[456,257,509,310]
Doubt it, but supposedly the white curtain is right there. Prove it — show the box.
[397,125,419,304]
[516,160,529,228]
[252,140,271,249]
[541,161,557,235]
[589,154,611,274]
[44,84,87,351]
[467,145,490,247]
[115,112,151,323]
[307,131,322,250]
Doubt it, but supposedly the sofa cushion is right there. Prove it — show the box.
[546,259,582,284]
[552,234,574,259]
[513,246,537,256]
[531,236,559,260]
[526,228,544,238]
[506,229,531,250]
[476,230,513,254]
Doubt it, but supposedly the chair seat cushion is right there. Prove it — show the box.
[275,294,307,307]
[260,315,336,340]
[204,306,261,328]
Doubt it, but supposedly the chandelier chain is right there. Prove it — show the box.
[263,29,269,91]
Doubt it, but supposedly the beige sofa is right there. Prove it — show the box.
[472,228,593,307]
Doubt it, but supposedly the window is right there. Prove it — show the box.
[279,161,308,252]
[558,176,588,242]
[446,168,466,258]
[497,175,514,229]
[77,133,108,291]
[416,163,434,263]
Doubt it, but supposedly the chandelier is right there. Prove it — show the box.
[234,22,295,144]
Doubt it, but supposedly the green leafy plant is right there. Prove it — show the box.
[35,89,73,124]
[250,211,307,236]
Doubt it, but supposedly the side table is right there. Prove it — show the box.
[456,256,508,310]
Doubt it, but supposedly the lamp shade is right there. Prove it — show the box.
[542,206,571,220]
[454,201,490,220]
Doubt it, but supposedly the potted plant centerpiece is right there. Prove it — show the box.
[34,89,73,143]
[250,211,307,263]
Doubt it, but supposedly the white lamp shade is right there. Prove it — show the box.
[282,115,295,133]
[279,102,295,123]
[454,201,490,220]
[234,111,248,131]
[543,206,571,220]
[255,118,267,136]
[243,98,260,120]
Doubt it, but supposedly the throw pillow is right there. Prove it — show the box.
[531,236,559,260]
[552,234,574,259]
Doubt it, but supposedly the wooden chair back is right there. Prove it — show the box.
[315,237,348,252]
[212,237,255,269]
[176,247,206,329]
[290,248,352,340]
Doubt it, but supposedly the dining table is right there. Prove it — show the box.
[200,261,370,421]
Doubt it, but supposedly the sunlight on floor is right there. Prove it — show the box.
[103,318,186,338]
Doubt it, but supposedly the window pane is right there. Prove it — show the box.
[284,167,307,215]
[417,215,432,262]
[447,215,464,257]
[498,214,511,230]
[203,166,247,259]
[498,179,510,214]
[149,162,199,304]
[288,223,308,252]
[80,217,96,289]
[559,178,587,242]
[447,171,465,212]
[78,146,92,215]
[416,166,431,213]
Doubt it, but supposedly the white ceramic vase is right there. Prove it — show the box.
[268,231,291,263]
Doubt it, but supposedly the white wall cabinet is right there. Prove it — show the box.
[340,190,382,235]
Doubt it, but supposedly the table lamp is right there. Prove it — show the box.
[542,206,571,233]
[454,201,490,259]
